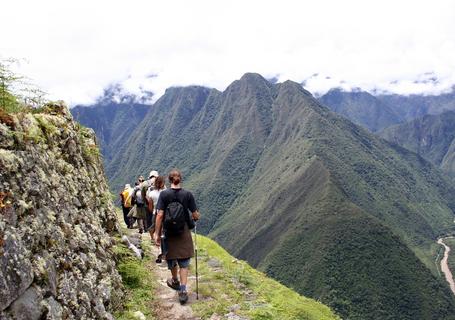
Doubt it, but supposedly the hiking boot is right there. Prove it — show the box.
[166,278,180,291]
[178,290,188,305]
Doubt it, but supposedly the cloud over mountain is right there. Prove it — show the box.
[1,0,455,105]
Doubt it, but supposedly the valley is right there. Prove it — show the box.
[72,73,455,320]
[438,237,455,296]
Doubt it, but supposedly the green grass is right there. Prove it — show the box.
[113,237,157,320]
[112,208,157,320]
[192,235,339,320]
[110,221,339,320]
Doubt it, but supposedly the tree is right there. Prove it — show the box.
[0,58,47,113]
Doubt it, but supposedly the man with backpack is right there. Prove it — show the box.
[131,176,148,233]
[119,184,133,228]
[154,169,200,305]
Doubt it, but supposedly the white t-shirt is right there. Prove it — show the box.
[149,188,165,213]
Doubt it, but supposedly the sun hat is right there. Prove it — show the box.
[149,170,159,178]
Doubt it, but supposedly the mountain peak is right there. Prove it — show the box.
[235,73,273,90]
[239,72,268,83]
[164,85,211,96]
[223,73,273,98]
[281,79,313,97]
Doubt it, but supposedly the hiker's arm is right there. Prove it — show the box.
[192,210,200,221]
[148,198,154,212]
[153,210,164,246]
[187,193,199,221]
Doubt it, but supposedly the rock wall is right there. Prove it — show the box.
[0,103,123,319]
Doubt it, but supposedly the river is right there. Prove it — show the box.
[437,237,455,295]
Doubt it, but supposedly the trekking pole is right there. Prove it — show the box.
[194,222,199,300]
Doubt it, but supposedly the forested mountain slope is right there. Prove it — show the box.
[379,91,455,121]
[380,110,455,176]
[319,88,403,131]
[71,102,150,161]
[101,74,455,319]
[318,89,455,133]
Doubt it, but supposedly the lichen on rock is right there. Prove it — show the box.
[0,103,123,319]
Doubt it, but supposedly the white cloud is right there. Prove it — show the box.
[1,0,454,105]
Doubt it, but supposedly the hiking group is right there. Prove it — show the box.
[119,169,200,305]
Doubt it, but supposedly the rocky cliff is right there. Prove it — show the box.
[0,103,123,319]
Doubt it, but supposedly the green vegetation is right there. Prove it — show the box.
[35,113,57,133]
[111,205,337,319]
[0,58,47,114]
[379,91,455,122]
[71,101,150,162]
[75,73,455,319]
[113,236,156,320]
[380,110,455,176]
[319,88,402,132]
[263,197,455,319]
[77,124,102,161]
[318,89,455,133]
[0,59,22,113]
[192,235,339,320]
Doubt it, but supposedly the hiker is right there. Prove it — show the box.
[148,170,159,188]
[127,181,140,228]
[154,169,200,305]
[145,170,159,232]
[147,175,166,256]
[131,176,147,233]
[119,184,133,228]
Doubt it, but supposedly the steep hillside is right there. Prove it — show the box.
[108,77,271,226]
[191,235,339,319]
[379,91,455,121]
[319,88,403,131]
[0,103,123,319]
[71,102,150,161]
[380,111,455,176]
[318,89,455,132]
[114,225,339,320]
[105,74,455,319]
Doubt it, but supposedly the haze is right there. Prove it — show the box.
[1,0,454,105]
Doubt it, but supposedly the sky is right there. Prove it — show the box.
[1,0,455,105]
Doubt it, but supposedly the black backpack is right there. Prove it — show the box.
[164,191,188,236]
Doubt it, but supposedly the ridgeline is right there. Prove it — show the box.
[74,73,455,319]
[0,101,338,319]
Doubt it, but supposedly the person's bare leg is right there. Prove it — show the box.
[171,266,179,280]
[167,265,181,291]
[178,267,189,304]
[179,267,188,286]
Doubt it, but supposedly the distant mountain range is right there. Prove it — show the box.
[71,105,150,162]
[380,110,455,176]
[72,74,455,320]
[318,88,455,132]
[319,89,404,132]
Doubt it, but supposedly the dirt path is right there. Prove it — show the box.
[437,237,455,296]
[144,235,201,320]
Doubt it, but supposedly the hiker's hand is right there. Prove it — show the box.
[192,211,200,221]
[153,233,161,246]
